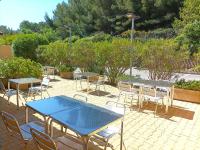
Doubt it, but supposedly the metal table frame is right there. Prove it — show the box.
[121,79,174,113]
[25,96,124,150]
[8,77,41,109]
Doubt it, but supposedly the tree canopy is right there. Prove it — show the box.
[173,0,200,33]
[51,0,183,37]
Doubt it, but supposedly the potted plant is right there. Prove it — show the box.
[58,64,74,79]
[174,79,200,103]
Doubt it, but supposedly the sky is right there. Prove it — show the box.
[0,0,66,30]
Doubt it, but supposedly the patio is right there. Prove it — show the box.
[0,76,200,150]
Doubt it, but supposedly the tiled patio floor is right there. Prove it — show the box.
[0,76,200,150]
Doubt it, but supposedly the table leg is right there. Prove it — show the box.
[17,84,19,109]
[120,120,124,150]
[50,120,54,137]
[81,136,90,150]
[25,107,28,123]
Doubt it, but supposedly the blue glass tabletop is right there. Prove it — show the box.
[50,103,123,136]
[26,96,83,116]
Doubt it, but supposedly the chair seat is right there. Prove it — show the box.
[20,121,44,140]
[6,89,17,96]
[97,126,120,139]
[56,135,85,150]
[156,87,169,92]
[29,86,45,91]
[144,95,161,101]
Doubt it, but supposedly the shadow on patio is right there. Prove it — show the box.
[0,97,104,150]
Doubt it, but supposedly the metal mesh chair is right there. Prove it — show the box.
[28,77,50,99]
[117,81,140,108]
[0,80,17,103]
[1,111,44,148]
[89,75,106,95]
[73,68,84,90]
[141,85,164,115]
[93,101,126,150]
[30,128,85,150]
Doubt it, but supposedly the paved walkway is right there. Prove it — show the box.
[0,76,200,150]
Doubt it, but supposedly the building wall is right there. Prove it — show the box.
[0,45,13,59]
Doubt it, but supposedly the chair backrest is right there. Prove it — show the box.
[30,128,57,150]
[142,85,156,97]
[73,94,88,102]
[41,77,50,87]
[88,75,99,82]
[0,80,6,93]
[97,75,106,83]
[1,111,24,140]
[105,101,126,115]
[73,68,82,79]
[74,68,82,74]
[118,81,132,92]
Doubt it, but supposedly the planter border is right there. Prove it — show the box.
[174,88,200,103]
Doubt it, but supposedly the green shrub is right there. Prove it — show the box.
[64,35,80,43]
[139,39,188,80]
[91,32,112,42]
[75,32,112,43]
[12,34,48,61]
[0,34,26,45]
[95,38,140,85]
[175,79,200,91]
[175,21,200,55]
[0,57,42,79]
[36,41,71,66]
[71,40,96,71]
[121,28,176,40]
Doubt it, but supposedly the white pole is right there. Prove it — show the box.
[130,18,134,79]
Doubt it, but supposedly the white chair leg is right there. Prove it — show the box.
[103,85,106,91]
[8,96,10,104]
[104,138,109,150]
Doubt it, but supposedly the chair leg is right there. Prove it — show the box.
[165,98,169,113]
[123,140,126,150]
[154,101,158,117]
[103,85,106,91]
[117,93,121,103]
[8,96,10,104]
[75,79,78,90]
[104,138,109,150]
[46,90,50,97]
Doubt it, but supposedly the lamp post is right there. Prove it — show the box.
[126,13,140,79]
[64,25,72,47]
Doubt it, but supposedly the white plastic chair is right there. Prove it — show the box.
[0,80,17,103]
[28,77,50,99]
[93,101,126,150]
